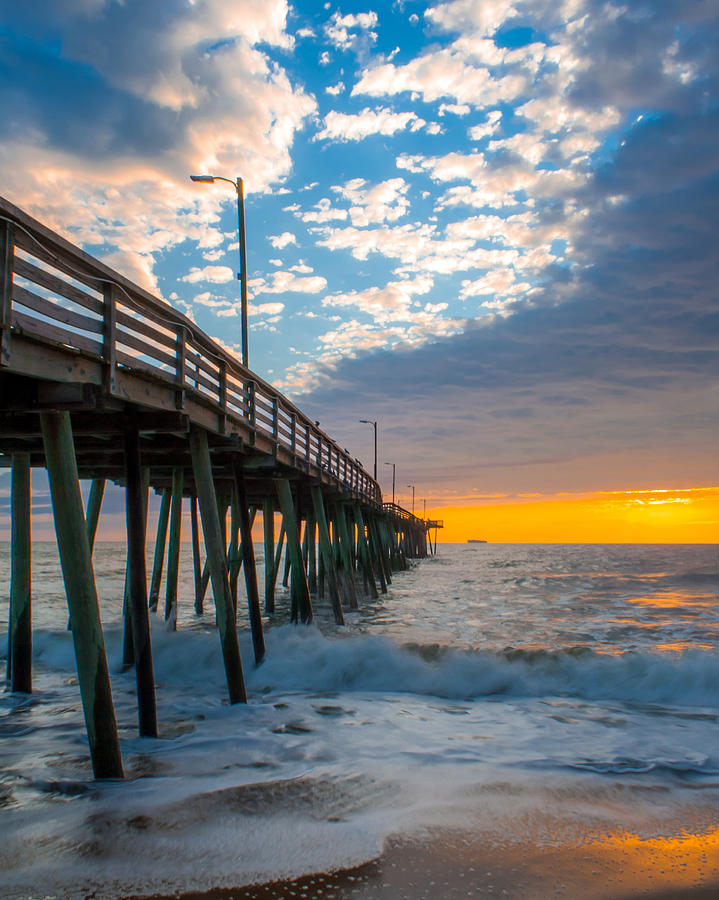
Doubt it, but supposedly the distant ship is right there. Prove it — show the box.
[467,539,488,543]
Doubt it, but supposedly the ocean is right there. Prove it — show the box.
[1,541,718,899]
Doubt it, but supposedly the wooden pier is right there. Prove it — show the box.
[0,195,442,778]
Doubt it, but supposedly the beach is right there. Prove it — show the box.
[1,542,718,899]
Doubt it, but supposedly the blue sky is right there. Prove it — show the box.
[1,0,717,511]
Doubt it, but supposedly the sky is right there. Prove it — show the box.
[1,0,718,542]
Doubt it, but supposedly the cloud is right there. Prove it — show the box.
[181,265,234,284]
[251,271,327,295]
[332,177,410,226]
[0,0,315,290]
[324,10,378,51]
[269,231,297,249]
[315,107,421,142]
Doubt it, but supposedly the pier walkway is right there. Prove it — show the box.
[0,195,441,778]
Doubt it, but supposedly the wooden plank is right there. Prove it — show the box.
[13,284,104,334]
[116,327,177,370]
[164,467,183,629]
[12,310,102,356]
[115,306,176,348]
[13,256,104,315]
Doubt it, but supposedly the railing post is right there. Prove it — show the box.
[0,220,14,366]
[272,397,279,444]
[305,424,311,466]
[290,413,297,456]
[218,359,228,433]
[175,325,186,409]
[102,283,117,394]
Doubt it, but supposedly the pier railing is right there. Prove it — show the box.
[0,195,380,504]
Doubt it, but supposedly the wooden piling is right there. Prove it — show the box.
[40,411,123,779]
[354,505,379,600]
[164,467,183,629]
[276,479,312,624]
[85,478,105,554]
[334,503,358,610]
[189,427,246,703]
[191,495,203,614]
[233,461,265,664]
[149,489,170,612]
[311,486,344,625]
[263,498,275,614]
[8,452,32,693]
[123,424,158,738]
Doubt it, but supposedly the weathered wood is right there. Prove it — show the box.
[40,410,123,779]
[149,489,170,612]
[306,507,317,594]
[354,505,379,600]
[85,478,105,554]
[189,427,246,703]
[164,467,183,629]
[334,503,358,610]
[276,479,312,624]
[272,519,286,604]
[191,495,203,614]
[124,423,158,738]
[233,461,265,664]
[311,486,344,625]
[263,498,275,614]
[0,219,14,366]
[9,452,32,693]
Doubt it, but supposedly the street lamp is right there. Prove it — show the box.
[384,461,395,505]
[406,484,415,515]
[359,419,377,481]
[189,174,249,368]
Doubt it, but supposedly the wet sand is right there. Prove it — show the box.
[129,824,719,900]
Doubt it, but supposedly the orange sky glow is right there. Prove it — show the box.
[428,486,719,544]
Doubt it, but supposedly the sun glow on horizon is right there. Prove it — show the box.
[428,486,719,544]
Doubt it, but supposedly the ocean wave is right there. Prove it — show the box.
[30,623,719,708]
[245,626,719,708]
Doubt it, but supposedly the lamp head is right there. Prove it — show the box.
[190,174,215,183]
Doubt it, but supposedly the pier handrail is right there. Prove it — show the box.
[0,194,381,504]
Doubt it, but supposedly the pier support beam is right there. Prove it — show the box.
[276,479,312,624]
[164,467,183,629]
[311,486,344,625]
[263,498,275,614]
[233,461,265,664]
[8,452,31,693]
[335,503,358,610]
[191,496,203,614]
[189,427,246,703]
[149,489,170,612]
[124,424,157,738]
[40,411,123,779]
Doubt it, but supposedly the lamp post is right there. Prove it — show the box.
[384,461,395,505]
[189,174,248,368]
[406,484,415,515]
[359,419,377,481]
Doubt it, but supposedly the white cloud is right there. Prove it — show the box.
[326,82,345,95]
[181,265,234,284]
[269,231,297,249]
[332,177,410,226]
[323,274,434,322]
[252,271,328,294]
[325,11,378,50]
[299,198,349,224]
[315,107,421,142]
[249,301,285,316]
